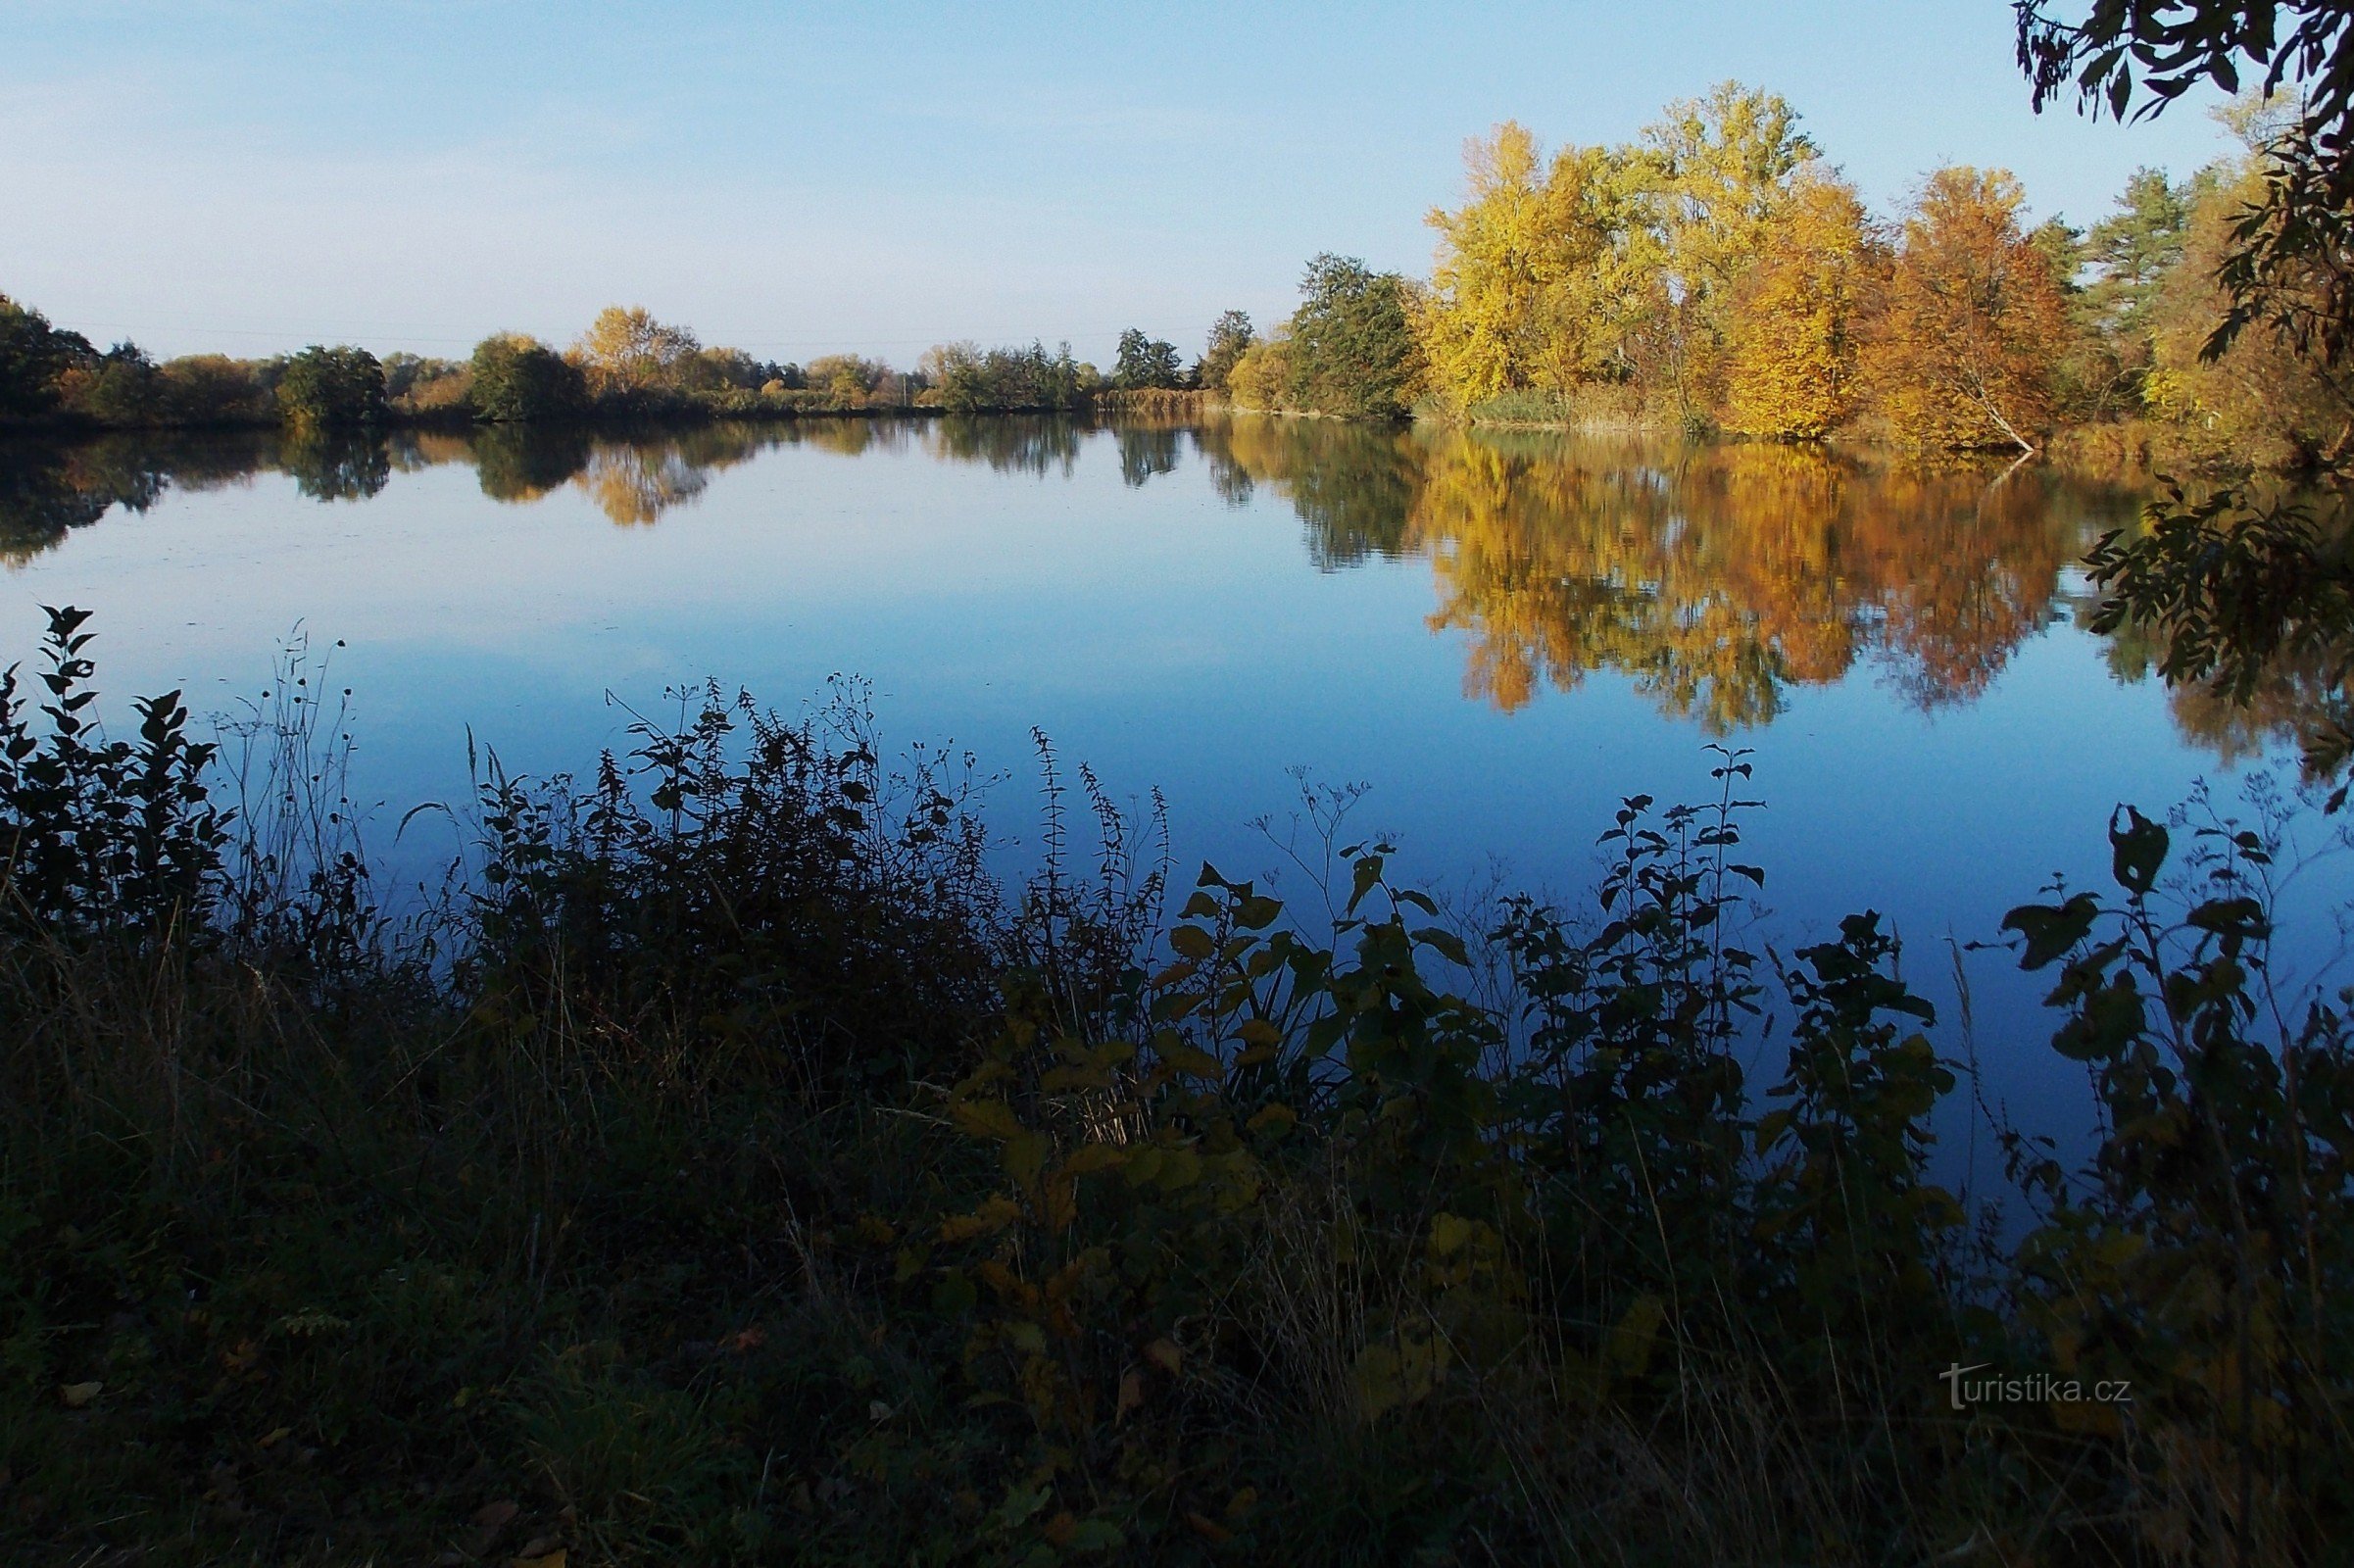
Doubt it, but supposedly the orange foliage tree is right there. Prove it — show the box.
[1861,168,2071,452]
[1723,173,1879,439]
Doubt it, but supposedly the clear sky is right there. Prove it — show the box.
[0,1,2238,368]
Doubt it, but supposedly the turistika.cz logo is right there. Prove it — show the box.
[1938,1363,2133,1411]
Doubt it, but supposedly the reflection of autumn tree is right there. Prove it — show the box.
[568,425,770,525]
[1409,435,1824,724]
[2160,648,2352,772]
[1205,418,2135,725]
[1411,435,2122,721]
[1854,465,2091,707]
[2094,561,2354,771]
[470,425,591,504]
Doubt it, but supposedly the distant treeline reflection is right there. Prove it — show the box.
[2,416,2309,760]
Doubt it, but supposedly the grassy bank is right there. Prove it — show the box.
[4,610,2350,1566]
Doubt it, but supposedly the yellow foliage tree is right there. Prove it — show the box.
[1419,122,1554,408]
[1637,83,1819,418]
[1416,84,1818,424]
[573,306,700,392]
[1724,172,1878,439]
[1223,332,1295,412]
[1419,125,1661,410]
[1861,168,2070,452]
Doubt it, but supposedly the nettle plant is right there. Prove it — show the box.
[0,605,227,939]
[2002,799,2354,1558]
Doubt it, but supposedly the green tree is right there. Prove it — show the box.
[0,294,92,422]
[2084,168,2197,335]
[275,345,386,431]
[2019,3,2354,779]
[1287,254,1423,419]
[62,343,162,426]
[1197,310,1254,391]
[1112,328,1184,390]
[469,333,587,422]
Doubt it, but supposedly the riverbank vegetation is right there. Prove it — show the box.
[2,608,2347,1566]
[1401,82,2349,466]
[0,299,1242,436]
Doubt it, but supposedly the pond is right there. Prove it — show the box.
[2,415,2342,1153]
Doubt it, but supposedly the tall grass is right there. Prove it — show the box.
[2,608,2348,1565]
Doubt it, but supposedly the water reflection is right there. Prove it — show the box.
[0,431,270,563]
[1190,419,2145,724]
[0,415,2323,764]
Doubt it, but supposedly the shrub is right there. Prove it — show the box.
[275,344,386,430]
[469,333,586,422]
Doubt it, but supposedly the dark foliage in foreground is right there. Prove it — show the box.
[2,610,2349,1565]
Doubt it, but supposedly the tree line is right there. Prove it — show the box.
[0,302,1232,433]
[1194,81,2345,463]
[4,72,2345,468]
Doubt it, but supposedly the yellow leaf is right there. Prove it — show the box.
[951,1099,1024,1141]
[1059,1143,1127,1177]
[938,1195,1021,1244]
[1159,1044,1224,1080]
[1605,1293,1667,1378]
[1429,1211,1475,1257]
[1002,1130,1051,1187]
[1246,1102,1296,1139]
[1354,1343,1403,1422]
[58,1380,102,1408]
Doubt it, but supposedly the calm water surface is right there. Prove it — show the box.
[3,416,2342,1146]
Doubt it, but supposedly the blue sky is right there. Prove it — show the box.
[0,1,2237,368]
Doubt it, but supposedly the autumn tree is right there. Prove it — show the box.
[573,306,700,392]
[1860,168,2070,452]
[1223,330,1295,411]
[2144,122,2354,466]
[1723,172,1878,438]
[1637,82,1820,419]
[1416,87,1815,422]
[803,354,885,408]
[58,343,163,426]
[1419,122,1558,407]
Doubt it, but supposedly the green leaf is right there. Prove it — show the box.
[1168,924,1215,960]
[2002,893,2101,970]
[1412,926,1470,966]
[2109,807,2169,897]
[1235,894,1282,930]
